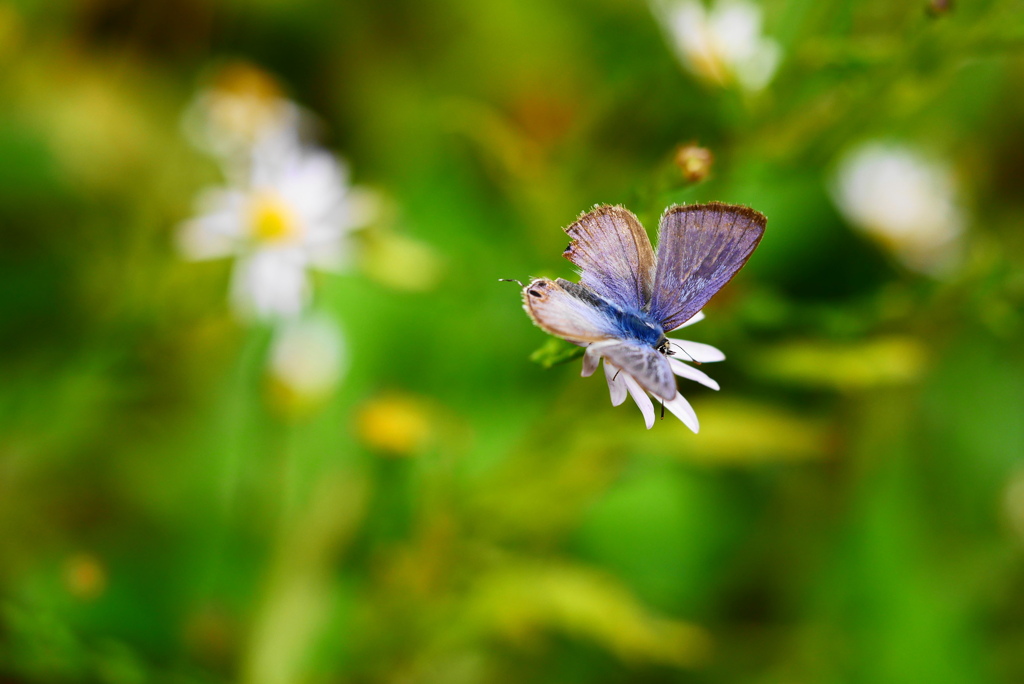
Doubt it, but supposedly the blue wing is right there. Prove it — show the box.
[649,203,766,332]
[563,205,656,312]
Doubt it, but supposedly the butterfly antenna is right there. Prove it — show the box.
[670,342,701,365]
[612,368,621,382]
[660,398,665,420]
[499,278,525,287]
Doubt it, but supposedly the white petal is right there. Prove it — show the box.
[668,310,705,331]
[302,187,379,251]
[668,357,720,390]
[709,0,763,64]
[230,249,310,321]
[249,134,306,187]
[581,348,600,377]
[302,216,344,245]
[269,313,347,397]
[668,2,714,66]
[342,186,382,229]
[666,338,726,363]
[176,189,247,260]
[664,392,700,433]
[603,360,628,407]
[278,150,349,222]
[303,234,351,272]
[177,216,239,260]
[734,39,781,91]
[247,108,304,161]
[623,374,655,429]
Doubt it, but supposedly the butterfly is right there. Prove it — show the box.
[515,202,766,430]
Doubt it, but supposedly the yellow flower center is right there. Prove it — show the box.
[248,192,300,243]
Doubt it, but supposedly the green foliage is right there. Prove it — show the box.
[530,338,586,369]
[2,0,1024,683]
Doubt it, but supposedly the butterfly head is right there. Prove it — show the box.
[656,335,673,356]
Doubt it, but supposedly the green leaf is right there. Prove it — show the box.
[529,339,585,369]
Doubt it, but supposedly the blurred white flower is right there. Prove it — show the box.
[654,0,781,92]
[831,142,965,275]
[582,312,723,432]
[182,62,304,171]
[178,144,378,321]
[268,313,346,408]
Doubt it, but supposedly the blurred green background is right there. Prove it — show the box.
[3,0,1024,682]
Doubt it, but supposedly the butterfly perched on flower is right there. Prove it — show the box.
[516,203,766,431]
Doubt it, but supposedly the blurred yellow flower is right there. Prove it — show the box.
[356,393,432,456]
[362,229,444,292]
[682,398,829,463]
[38,70,157,192]
[753,336,929,391]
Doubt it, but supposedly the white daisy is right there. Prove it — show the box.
[581,312,724,432]
[831,142,964,276]
[178,143,377,321]
[654,0,781,92]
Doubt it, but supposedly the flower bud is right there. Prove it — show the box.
[674,144,714,184]
[926,0,953,16]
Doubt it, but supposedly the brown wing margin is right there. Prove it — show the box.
[562,205,657,312]
[521,277,620,345]
[649,202,767,332]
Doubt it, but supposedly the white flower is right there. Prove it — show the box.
[178,143,377,321]
[268,313,346,402]
[181,62,305,172]
[831,142,964,276]
[655,0,781,92]
[581,312,723,432]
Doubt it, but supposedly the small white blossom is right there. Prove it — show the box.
[178,143,377,321]
[268,313,346,402]
[582,312,723,432]
[654,0,781,92]
[831,142,965,276]
[181,63,305,173]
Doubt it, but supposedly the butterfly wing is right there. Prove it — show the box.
[649,202,766,332]
[522,277,621,345]
[597,341,677,401]
[563,205,656,312]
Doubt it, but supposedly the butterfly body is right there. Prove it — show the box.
[591,296,665,348]
[615,309,665,347]
[520,202,766,404]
